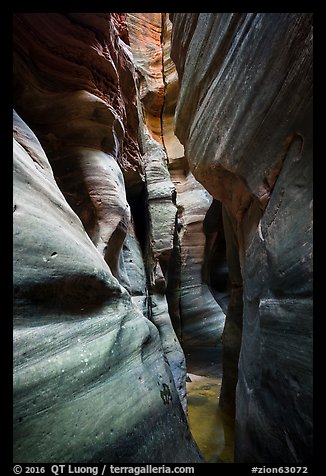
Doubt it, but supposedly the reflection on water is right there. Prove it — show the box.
[186,374,234,463]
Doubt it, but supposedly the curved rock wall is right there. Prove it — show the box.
[14,11,312,465]
[13,13,202,463]
[171,12,313,463]
[127,12,227,347]
[126,13,164,144]
[163,17,227,347]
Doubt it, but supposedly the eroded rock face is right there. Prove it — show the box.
[126,13,165,144]
[169,171,226,346]
[13,13,202,463]
[127,13,227,347]
[138,122,188,414]
[171,12,313,463]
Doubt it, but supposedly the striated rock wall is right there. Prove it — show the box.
[169,170,226,346]
[162,15,227,347]
[13,13,202,463]
[171,12,313,463]
[126,13,165,144]
[127,13,227,347]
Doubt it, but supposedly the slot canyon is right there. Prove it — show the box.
[13,13,313,464]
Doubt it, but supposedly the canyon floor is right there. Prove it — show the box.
[185,345,234,463]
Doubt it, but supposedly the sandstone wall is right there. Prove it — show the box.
[13,13,202,463]
[171,12,313,463]
[127,13,227,347]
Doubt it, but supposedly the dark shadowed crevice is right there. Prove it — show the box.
[166,213,183,341]
[160,13,168,160]
[218,205,243,418]
[202,199,230,314]
[201,197,243,419]
[104,225,127,280]
[126,185,153,321]
[126,185,148,257]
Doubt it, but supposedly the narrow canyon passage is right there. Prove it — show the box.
[185,346,235,463]
[125,17,234,462]
[13,13,312,465]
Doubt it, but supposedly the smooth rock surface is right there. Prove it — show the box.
[161,15,185,161]
[218,206,243,418]
[169,170,226,346]
[164,17,227,346]
[171,12,313,463]
[13,110,202,463]
[128,13,227,347]
[13,13,203,463]
[139,120,188,414]
[126,13,165,144]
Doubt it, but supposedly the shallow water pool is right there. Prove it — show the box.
[186,373,234,463]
